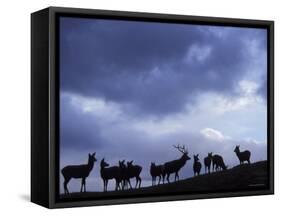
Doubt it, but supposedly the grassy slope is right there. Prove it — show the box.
[60,160,268,199]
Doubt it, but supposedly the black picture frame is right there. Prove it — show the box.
[31,6,274,208]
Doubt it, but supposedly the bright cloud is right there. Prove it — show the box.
[200,128,226,141]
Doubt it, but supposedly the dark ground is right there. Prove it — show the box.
[60,160,268,200]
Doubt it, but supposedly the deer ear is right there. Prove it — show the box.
[92,152,96,156]
[88,153,91,157]
[197,154,199,157]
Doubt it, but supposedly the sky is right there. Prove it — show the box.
[59,17,267,193]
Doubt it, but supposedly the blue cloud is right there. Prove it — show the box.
[60,17,267,116]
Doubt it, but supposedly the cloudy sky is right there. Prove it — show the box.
[59,17,267,193]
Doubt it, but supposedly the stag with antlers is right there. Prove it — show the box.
[162,144,191,183]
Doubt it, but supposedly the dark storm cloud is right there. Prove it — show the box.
[60,17,267,116]
[60,94,105,151]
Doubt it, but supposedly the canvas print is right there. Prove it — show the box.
[59,16,268,200]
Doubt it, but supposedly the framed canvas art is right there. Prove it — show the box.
[31,6,274,208]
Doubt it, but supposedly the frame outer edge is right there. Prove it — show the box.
[40,6,275,208]
[49,7,57,209]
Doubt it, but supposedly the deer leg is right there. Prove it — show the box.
[81,178,85,192]
[80,179,83,193]
[123,179,126,190]
[166,173,170,183]
[158,176,161,185]
[63,178,70,195]
[138,176,141,188]
[81,178,86,192]
[162,174,165,184]
[136,176,141,188]
[135,177,138,188]
[128,179,132,189]
[115,179,119,190]
[115,179,118,191]
[138,177,142,188]
[82,179,85,192]
[118,180,121,190]
[83,178,86,192]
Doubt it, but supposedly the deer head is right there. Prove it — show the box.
[100,158,109,168]
[193,154,199,162]
[173,144,191,161]
[119,160,126,168]
[208,152,213,158]
[234,145,240,153]
[88,152,97,163]
[127,160,134,167]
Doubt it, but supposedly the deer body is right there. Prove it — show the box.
[212,154,227,171]
[127,161,142,189]
[150,163,164,186]
[204,153,212,174]
[162,144,190,183]
[100,159,122,192]
[234,146,251,164]
[193,154,202,176]
[61,153,97,194]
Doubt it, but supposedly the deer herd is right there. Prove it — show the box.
[61,145,251,194]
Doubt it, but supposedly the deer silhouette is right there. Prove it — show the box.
[100,158,122,192]
[126,160,142,189]
[61,153,97,194]
[204,152,213,174]
[162,144,191,183]
[234,145,251,164]
[119,160,130,190]
[212,154,227,171]
[150,162,164,186]
[193,154,202,176]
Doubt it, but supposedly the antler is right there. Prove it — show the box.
[173,144,188,154]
